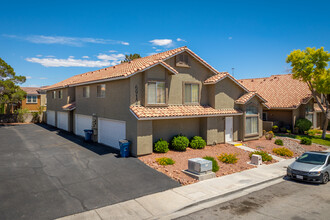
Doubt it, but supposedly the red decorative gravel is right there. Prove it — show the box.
[139,144,273,185]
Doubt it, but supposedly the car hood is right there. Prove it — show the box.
[290,161,323,172]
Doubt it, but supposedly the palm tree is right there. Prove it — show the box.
[121,54,141,63]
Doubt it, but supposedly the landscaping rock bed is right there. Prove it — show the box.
[243,136,326,159]
[139,144,274,185]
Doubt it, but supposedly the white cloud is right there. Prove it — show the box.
[36,54,42,57]
[152,47,156,49]
[176,38,186,42]
[26,76,32,79]
[97,53,125,61]
[149,39,173,47]
[3,34,130,47]
[108,50,117,53]
[25,84,40,87]
[45,55,55,58]
[25,57,112,67]
[39,77,47,80]
[155,49,162,52]
[82,56,89,59]
[228,37,233,40]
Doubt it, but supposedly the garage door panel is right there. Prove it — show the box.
[98,118,126,149]
[75,114,93,137]
[47,110,55,126]
[57,112,69,131]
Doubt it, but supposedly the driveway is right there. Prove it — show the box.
[0,124,179,220]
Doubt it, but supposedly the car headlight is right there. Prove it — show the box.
[287,167,292,172]
[308,171,321,175]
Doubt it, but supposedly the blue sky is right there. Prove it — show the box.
[1,0,329,87]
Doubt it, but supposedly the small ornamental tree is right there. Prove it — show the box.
[286,47,330,139]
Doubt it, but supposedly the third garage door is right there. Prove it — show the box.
[98,118,126,149]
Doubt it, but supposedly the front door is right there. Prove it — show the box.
[225,117,233,142]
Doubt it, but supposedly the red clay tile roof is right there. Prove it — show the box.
[204,72,229,84]
[21,87,40,95]
[44,46,220,90]
[314,103,326,112]
[62,102,76,111]
[130,105,242,119]
[235,91,266,104]
[240,74,312,109]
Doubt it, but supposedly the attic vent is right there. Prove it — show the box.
[176,54,190,67]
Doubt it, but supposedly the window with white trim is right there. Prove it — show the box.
[26,95,37,104]
[184,83,199,104]
[83,86,90,98]
[52,91,56,99]
[147,82,165,104]
[97,84,106,98]
[246,105,258,135]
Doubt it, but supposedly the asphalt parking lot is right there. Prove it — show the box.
[0,124,179,220]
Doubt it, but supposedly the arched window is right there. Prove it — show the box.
[246,104,258,135]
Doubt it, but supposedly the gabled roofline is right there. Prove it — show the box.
[204,74,250,93]
[235,92,267,104]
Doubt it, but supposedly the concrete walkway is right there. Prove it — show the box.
[235,144,285,162]
[57,158,295,220]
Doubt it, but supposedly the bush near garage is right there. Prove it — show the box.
[153,139,169,153]
[272,147,293,157]
[300,137,312,145]
[217,153,238,164]
[274,139,283,146]
[190,136,206,149]
[156,157,175,165]
[272,125,279,133]
[249,150,273,162]
[265,131,274,140]
[171,135,189,151]
[203,156,219,172]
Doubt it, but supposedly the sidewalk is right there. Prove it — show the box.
[57,158,294,220]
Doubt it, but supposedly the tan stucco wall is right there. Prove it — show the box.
[136,120,153,156]
[213,77,245,109]
[264,109,292,127]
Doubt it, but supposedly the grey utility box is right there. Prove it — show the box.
[251,154,262,165]
[188,158,212,174]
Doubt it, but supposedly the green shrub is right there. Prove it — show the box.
[14,108,29,122]
[249,151,273,162]
[190,136,206,149]
[218,153,238,164]
[295,118,312,134]
[153,139,169,153]
[203,156,219,172]
[280,127,287,133]
[272,125,279,133]
[300,137,312,145]
[171,135,189,151]
[274,139,283,146]
[156,157,175,165]
[287,130,292,134]
[272,147,293,157]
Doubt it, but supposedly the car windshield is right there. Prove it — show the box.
[296,153,327,165]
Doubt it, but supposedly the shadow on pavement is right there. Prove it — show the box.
[36,123,120,156]
[282,175,321,186]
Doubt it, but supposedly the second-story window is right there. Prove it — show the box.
[58,90,63,99]
[83,86,90,98]
[52,91,56,99]
[97,84,106,98]
[26,95,37,104]
[147,82,165,104]
[184,83,199,104]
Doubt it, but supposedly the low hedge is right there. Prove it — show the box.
[156,157,175,165]
[171,135,189,151]
[203,156,219,172]
[249,150,273,162]
[274,139,283,146]
[272,147,293,157]
[300,137,312,145]
[153,139,169,153]
[190,136,206,149]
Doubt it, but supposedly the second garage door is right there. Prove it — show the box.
[57,112,69,131]
[75,114,93,137]
[98,118,126,149]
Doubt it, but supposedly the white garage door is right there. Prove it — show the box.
[57,112,69,131]
[47,110,56,126]
[98,118,126,149]
[75,114,92,137]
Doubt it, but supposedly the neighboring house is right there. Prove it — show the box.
[21,87,47,112]
[240,74,325,130]
[44,46,266,156]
